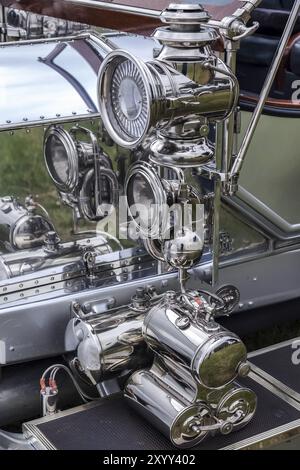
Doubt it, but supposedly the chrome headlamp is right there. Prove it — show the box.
[98,49,237,159]
[98,51,160,149]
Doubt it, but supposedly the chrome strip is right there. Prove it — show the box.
[0,31,90,46]
[0,113,100,133]
[237,187,300,234]
[248,371,300,411]
[248,337,298,358]
[64,0,161,19]
[250,364,300,405]
[222,418,300,450]
[24,424,56,450]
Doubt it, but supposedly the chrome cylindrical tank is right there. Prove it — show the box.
[125,367,257,446]
[125,369,211,448]
[65,304,149,383]
[143,292,248,389]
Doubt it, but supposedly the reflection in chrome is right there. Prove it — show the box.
[125,290,256,448]
[44,126,119,227]
[0,0,276,448]
[0,196,54,252]
[6,8,89,40]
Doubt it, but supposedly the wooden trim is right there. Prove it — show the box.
[240,93,300,110]
[0,0,241,34]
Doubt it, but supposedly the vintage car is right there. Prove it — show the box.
[0,0,300,451]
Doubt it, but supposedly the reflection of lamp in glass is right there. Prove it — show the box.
[44,127,79,193]
[125,161,204,289]
[44,126,118,224]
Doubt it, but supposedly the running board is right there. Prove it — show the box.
[23,338,300,450]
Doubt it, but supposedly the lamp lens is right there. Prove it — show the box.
[127,174,156,228]
[111,59,148,140]
[45,134,69,186]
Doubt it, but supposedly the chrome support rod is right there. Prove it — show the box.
[64,0,160,18]
[231,0,300,178]
[221,40,239,175]
[0,5,6,42]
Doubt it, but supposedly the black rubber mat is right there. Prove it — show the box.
[251,344,300,394]
[31,377,300,450]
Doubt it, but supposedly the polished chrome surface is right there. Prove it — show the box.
[125,289,254,448]
[64,0,161,18]
[0,233,113,281]
[125,368,211,448]
[0,34,109,130]
[98,46,237,153]
[0,196,54,251]
[143,291,248,389]
[44,126,79,193]
[65,298,150,383]
[6,7,89,40]
[125,161,201,240]
[44,125,119,224]
[0,0,297,447]
[215,384,257,432]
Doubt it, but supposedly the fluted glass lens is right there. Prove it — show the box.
[45,134,69,186]
[111,59,148,139]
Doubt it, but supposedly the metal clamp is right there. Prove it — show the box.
[231,21,259,42]
[191,409,244,436]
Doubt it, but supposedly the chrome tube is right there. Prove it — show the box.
[231,0,300,177]
[64,0,160,18]
[125,369,210,448]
